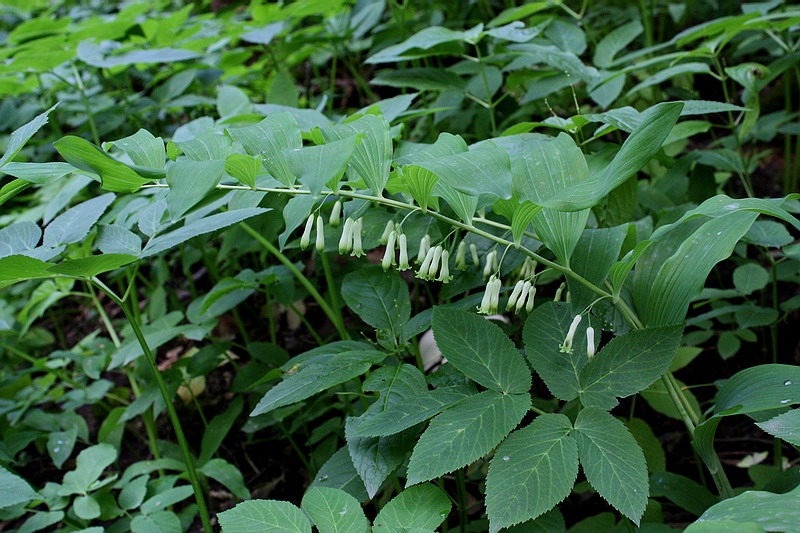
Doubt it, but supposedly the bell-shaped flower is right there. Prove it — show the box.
[351,217,364,257]
[329,200,342,227]
[506,280,526,312]
[560,314,582,354]
[380,220,395,245]
[436,249,452,283]
[587,327,596,359]
[477,275,501,315]
[315,215,325,252]
[398,233,411,270]
[338,217,354,254]
[455,240,467,270]
[300,214,314,249]
[417,234,431,264]
[382,230,397,271]
[470,243,480,267]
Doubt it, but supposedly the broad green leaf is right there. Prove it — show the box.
[321,115,392,196]
[284,136,356,197]
[714,364,800,416]
[0,179,32,207]
[225,154,261,189]
[73,494,100,519]
[366,25,483,64]
[434,182,479,223]
[650,472,719,516]
[523,302,587,401]
[510,134,590,265]
[626,418,666,473]
[0,221,41,259]
[346,387,471,438]
[641,377,701,421]
[0,255,52,288]
[541,102,683,212]
[431,307,531,394]
[60,444,117,495]
[572,408,648,524]
[342,268,410,342]
[372,68,467,92]
[1,162,77,184]
[131,511,182,533]
[48,426,78,468]
[301,487,368,533]
[680,100,749,115]
[105,129,165,169]
[0,465,38,508]
[417,143,513,200]
[217,85,253,118]
[627,63,713,96]
[96,225,142,255]
[140,207,268,258]
[634,211,759,326]
[0,103,58,168]
[199,397,244,464]
[53,136,154,193]
[502,508,566,533]
[141,485,194,514]
[578,324,684,409]
[405,390,530,486]
[691,487,800,531]
[228,112,302,187]
[511,201,543,245]
[218,500,311,533]
[278,195,315,249]
[16,511,65,533]
[309,447,368,502]
[594,21,643,68]
[567,226,627,310]
[398,165,439,212]
[175,131,232,161]
[250,350,386,416]
[43,193,115,247]
[166,159,225,219]
[373,484,451,531]
[200,459,250,500]
[118,475,148,510]
[77,42,200,68]
[744,220,793,247]
[733,263,769,294]
[46,254,137,277]
[756,409,800,446]
[685,520,764,532]
[485,414,578,532]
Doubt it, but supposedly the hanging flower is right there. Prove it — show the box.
[382,230,397,271]
[398,233,410,270]
[470,243,480,267]
[436,249,452,283]
[506,280,526,312]
[315,215,325,252]
[300,214,314,249]
[587,326,596,359]
[380,220,395,245]
[483,250,498,279]
[351,217,364,257]
[329,200,342,227]
[560,314,582,354]
[416,246,436,280]
[455,240,467,270]
[525,286,536,313]
[554,281,566,302]
[338,217,354,254]
[417,234,431,264]
[478,275,501,315]
[426,246,443,279]
[516,281,534,314]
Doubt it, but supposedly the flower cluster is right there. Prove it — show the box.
[505,280,536,314]
[338,217,364,256]
[300,214,326,252]
[477,275,501,315]
[415,244,452,282]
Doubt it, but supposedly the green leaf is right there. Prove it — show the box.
[48,427,77,469]
[77,42,200,68]
[691,487,800,531]
[140,208,268,258]
[405,390,530,486]
[0,221,41,259]
[510,201,543,246]
[1,162,77,184]
[485,414,578,532]
[366,25,483,64]
[73,494,101,519]
[225,154,261,189]
[417,143,513,200]
[321,115,392,196]
[228,112,302,188]
[567,226,627,310]
[572,408,648,524]
[166,159,225,219]
[756,409,800,446]
[0,255,52,288]
[0,103,58,168]
[0,179,32,207]
[714,364,800,416]
[199,396,243,464]
[218,500,312,532]
[578,325,684,409]
[397,165,439,212]
[16,510,65,533]
[342,268,411,343]
[523,302,587,401]
[53,136,154,193]
[627,63,713,96]
[46,254,137,277]
[733,263,770,295]
[310,447,368,502]
[44,193,114,247]
[96,225,142,255]
[685,520,765,532]
[625,418,666,473]
[594,21,643,68]
[175,132,232,161]
[284,136,357,197]
[131,511,182,533]
[634,211,759,326]
[141,485,193,514]
[744,220,793,248]
[250,350,386,416]
[200,459,250,500]
[372,68,467,92]
[60,444,117,495]
[431,307,531,394]
[301,487,368,533]
[373,484,451,531]
[218,85,254,118]
[346,387,471,438]
[0,465,38,508]
[105,129,165,169]
[118,475,149,510]
[650,472,719,516]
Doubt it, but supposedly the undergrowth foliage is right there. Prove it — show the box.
[1,1,800,532]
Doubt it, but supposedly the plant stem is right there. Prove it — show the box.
[455,469,468,533]
[92,280,212,533]
[70,64,101,146]
[239,222,350,340]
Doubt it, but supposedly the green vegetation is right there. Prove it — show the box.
[1,0,799,531]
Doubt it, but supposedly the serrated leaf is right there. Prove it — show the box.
[572,408,648,524]
[301,487,368,533]
[578,324,684,409]
[373,484,451,532]
[342,269,411,343]
[166,159,225,219]
[228,112,302,188]
[44,193,115,247]
[310,447,368,502]
[691,487,800,532]
[405,390,529,486]
[284,136,357,197]
[486,414,578,532]
[218,500,311,532]
[96,225,142,255]
[431,307,531,394]
[756,409,800,446]
[523,302,587,401]
[0,221,41,259]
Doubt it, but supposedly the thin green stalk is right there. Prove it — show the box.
[239,222,350,340]
[92,279,212,533]
[319,253,345,329]
[474,46,497,135]
[70,64,100,146]
[455,469,468,533]
[287,302,325,346]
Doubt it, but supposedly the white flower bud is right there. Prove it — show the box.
[587,326,596,359]
[380,220,395,245]
[427,246,443,279]
[515,281,532,314]
[398,233,410,270]
[351,217,364,257]
[329,200,342,227]
[382,230,397,271]
[478,275,500,315]
[338,217,354,254]
[525,286,536,313]
[470,243,480,267]
[416,246,436,279]
[483,250,497,279]
[437,249,452,283]
[506,280,526,311]
[455,240,467,270]
[417,234,431,264]
[490,277,501,312]
[315,215,325,252]
[554,282,565,302]
[560,314,582,354]
[300,214,314,249]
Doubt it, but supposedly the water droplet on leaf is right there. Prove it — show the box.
[502,456,510,461]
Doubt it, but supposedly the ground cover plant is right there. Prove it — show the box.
[1,0,800,531]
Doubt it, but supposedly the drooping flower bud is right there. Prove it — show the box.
[437,249,452,283]
[315,215,325,252]
[470,243,480,267]
[339,217,354,254]
[520,257,537,279]
[560,314,582,354]
[515,281,533,314]
[382,230,397,271]
[455,240,467,270]
[554,282,565,302]
[300,214,314,249]
[416,246,436,279]
[489,276,501,312]
[506,280,526,312]
[525,286,536,313]
[586,326,596,359]
[351,217,364,257]
[478,275,501,315]
[483,250,497,279]
[380,220,395,245]
[417,234,431,264]
[398,233,410,270]
[427,246,443,279]
[329,200,342,227]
